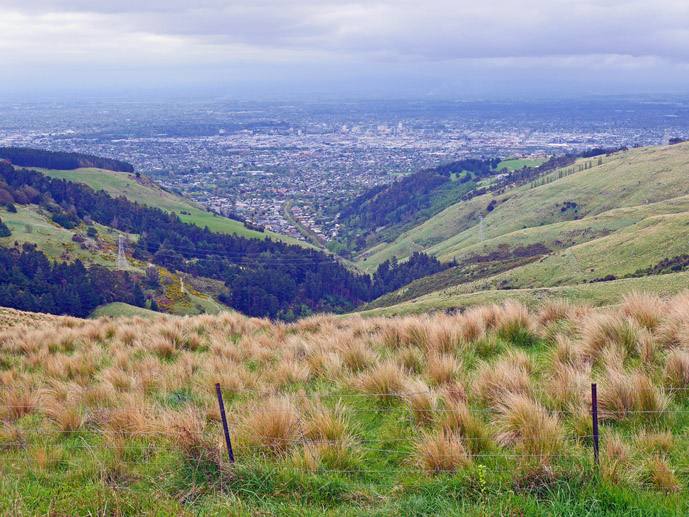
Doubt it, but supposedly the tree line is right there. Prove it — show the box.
[0,244,146,317]
[0,162,450,319]
[0,147,134,172]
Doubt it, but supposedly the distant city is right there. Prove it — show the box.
[1,97,688,243]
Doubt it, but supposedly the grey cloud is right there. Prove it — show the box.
[4,1,689,62]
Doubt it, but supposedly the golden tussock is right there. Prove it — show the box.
[414,430,471,473]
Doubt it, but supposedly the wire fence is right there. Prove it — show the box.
[2,383,689,489]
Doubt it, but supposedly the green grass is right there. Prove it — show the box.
[359,144,689,270]
[357,143,689,314]
[89,302,161,319]
[495,157,547,172]
[4,306,689,515]
[359,269,689,316]
[35,167,311,247]
[0,204,134,268]
[3,452,687,515]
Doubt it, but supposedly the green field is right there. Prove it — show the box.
[89,302,161,319]
[494,157,547,171]
[36,167,310,247]
[0,205,231,318]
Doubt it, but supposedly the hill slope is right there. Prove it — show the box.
[35,166,308,246]
[360,142,689,312]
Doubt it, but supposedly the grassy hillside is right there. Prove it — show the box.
[359,270,689,316]
[360,143,689,269]
[0,204,138,269]
[0,205,231,318]
[360,143,689,313]
[2,296,689,514]
[0,306,63,331]
[35,167,309,247]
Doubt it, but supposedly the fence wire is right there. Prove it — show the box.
[2,384,689,491]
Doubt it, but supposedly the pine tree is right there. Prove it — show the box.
[133,283,146,308]
[0,217,10,237]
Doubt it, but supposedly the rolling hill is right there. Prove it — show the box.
[33,166,309,246]
[356,142,689,313]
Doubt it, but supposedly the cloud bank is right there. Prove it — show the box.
[2,0,688,95]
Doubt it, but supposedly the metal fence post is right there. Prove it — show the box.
[591,383,599,468]
[215,383,234,463]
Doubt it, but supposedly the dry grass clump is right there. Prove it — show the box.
[425,352,461,386]
[495,392,563,461]
[4,388,37,420]
[38,388,85,433]
[473,355,532,407]
[549,335,584,370]
[620,292,664,331]
[437,395,489,454]
[600,434,633,484]
[597,368,669,421]
[242,397,299,456]
[635,430,674,457]
[459,305,500,343]
[415,430,471,473]
[99,392,154,438]
[579,313,644,361]
[337,339,377,372]
[405,380,436,427]
[654,292,689,348]
[356,361,408,400]
[638,456,679,491]
[397,347,425,374]
[537,299,572,328]
[426,316,461,354]
[271,358,311,388]
[301,401,359,470]
[496,302,537,347]
[663,349,689,391]
[546,361,591,412]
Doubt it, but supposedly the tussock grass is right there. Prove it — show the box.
[5,291,689,510]
[495,392,563,462]
[664,349,689,391]
[414,430,471,473]
[356,361,408,400]
[242,397,299,456]
[621,292,664,331]
[473,355,532,407]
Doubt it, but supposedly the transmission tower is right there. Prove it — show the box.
[478,216,485,243]
[116,234,128,270]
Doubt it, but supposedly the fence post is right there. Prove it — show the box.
[591,383,599,468]
[215,383,234,464]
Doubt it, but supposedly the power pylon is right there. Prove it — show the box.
[117,234,128,270]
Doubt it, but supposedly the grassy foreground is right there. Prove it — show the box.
[3,293,689,515]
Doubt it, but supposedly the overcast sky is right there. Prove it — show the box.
[2,0,689,97]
